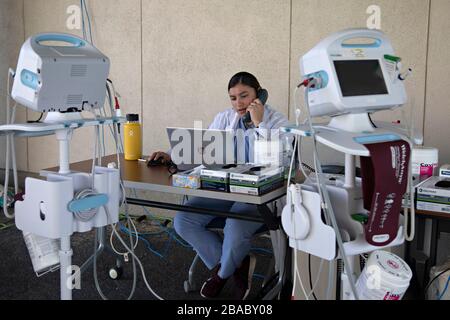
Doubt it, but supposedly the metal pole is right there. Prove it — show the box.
[344,154,356,188]
[59,236,73,300]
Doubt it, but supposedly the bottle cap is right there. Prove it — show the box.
[126,114,139,122]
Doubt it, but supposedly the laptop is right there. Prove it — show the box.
[166,127,236,171]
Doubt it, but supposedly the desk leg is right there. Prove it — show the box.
[421,218,450,299]
[407,215,429,297]
[255,204,292,300]
[427,219,439,286]
[407,215,445,299]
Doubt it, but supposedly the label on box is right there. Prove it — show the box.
[417,201,450,214]
[419,164,437,177]
[230,185,259,196]
[440,170,450,178]
[229,166,284,183]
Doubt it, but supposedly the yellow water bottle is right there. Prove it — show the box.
[124,114,142,160]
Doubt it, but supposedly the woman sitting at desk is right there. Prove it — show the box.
[149,72,289,300]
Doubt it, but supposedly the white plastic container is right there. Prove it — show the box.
[356,250,412,300]
[412,147,439,178]
[23,231,60,276]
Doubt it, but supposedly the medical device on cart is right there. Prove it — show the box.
[281,28,415,300]
[1,33,124,300]
[12,33,109,114]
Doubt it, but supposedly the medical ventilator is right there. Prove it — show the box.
[0,32,125,300]
[281,28,415,300]
[11,33,109,113]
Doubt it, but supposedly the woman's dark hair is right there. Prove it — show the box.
[228,72,261,92]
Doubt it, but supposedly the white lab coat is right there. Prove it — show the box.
[208,104,291,163]
[208,104,291,225]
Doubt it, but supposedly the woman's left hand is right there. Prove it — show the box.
[247,99,264,127]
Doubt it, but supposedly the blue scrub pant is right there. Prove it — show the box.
[174,197,264,279]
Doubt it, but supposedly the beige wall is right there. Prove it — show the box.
[142,0,291,156]
[1,0,448,170]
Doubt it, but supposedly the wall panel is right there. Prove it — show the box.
[142,0,291,155]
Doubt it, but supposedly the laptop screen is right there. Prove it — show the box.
[166,128,236,167]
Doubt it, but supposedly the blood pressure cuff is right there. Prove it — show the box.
[360,140,410,247]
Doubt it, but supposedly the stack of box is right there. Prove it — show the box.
[402,175,430,208]
[200,164,253,192]
[229,165,285,196]
[416,176,450,214]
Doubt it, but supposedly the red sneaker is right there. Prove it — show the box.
[200,265,228,299]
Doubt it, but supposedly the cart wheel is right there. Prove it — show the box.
[109,266,123,280]
[184,280,196,293]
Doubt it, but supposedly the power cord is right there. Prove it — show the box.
[0,222,15,231]
[27,112,44,123]
[424,267,450,298]
[80,0,93,44]
[303,78,360,300]
[72,188,102,222]
[367,113,377,128]
[308,254,318,300]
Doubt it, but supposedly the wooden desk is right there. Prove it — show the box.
[415,209,450,220]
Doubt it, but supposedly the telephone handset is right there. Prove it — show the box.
[242,88,268,124]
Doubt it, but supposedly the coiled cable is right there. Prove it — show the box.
[72,188,101,222]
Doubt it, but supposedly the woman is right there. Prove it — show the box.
[150,72,289,299]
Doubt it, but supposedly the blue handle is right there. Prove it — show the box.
[20,69,39,90]
[67,194,109,213]
[35,34,85,47]
[354,134,401,144]
[342,38,381,48]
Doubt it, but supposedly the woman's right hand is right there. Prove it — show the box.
[149,151,171,163]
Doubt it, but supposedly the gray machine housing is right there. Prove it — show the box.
[11,33,110,112]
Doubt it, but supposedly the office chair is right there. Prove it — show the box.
[183,216,275,293]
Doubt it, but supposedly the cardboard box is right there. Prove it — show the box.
[417,176,450,214]
[200,164,253,192]
[172,166,203,189]
[229,165,284,187]
[229,177,284,196]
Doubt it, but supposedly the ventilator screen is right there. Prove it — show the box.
[334,60,388,97]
